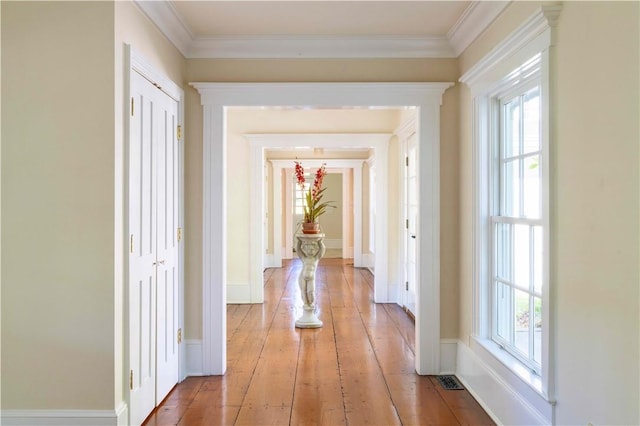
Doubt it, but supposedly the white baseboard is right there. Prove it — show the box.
[1,409,120,426]
[186,339,204,376]
[227,283,251,303]
[456,340,552,425]
[439,339,458,374]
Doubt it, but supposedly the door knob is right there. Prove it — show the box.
[411,235,416,239]
[153,260,165,266]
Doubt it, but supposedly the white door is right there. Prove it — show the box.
[129,70,180,425]
[404,132,418,316]
[154,87,180,404]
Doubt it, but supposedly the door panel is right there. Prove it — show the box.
[129,70,158,426]
[155,93,180,403]
[129,70,180,425]
[405,132,418,316]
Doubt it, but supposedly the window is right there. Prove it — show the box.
[492,81,543,373]
[465,47,551,396]
[459,5,560,416]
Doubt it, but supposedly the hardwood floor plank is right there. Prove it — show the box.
[144,259,494,426]
[429,376,497,425]
[386,373,460,425]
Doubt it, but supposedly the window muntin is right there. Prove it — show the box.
[492,82,543,373]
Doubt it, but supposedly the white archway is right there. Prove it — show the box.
[191,82,452,376]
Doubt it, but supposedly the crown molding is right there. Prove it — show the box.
[189,35,454,59]
[135,0,193,55]
[447,1,511,57]
[135,0,505,59]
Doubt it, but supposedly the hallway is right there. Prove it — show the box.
[143,259,494,425]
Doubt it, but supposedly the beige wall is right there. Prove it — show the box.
[1,0,187,412]
[1,1,115,409]
[458,2,639,424]
[320,173,342,240]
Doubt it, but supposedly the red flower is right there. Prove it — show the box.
[294,161,306,190]
[294,161,334,223]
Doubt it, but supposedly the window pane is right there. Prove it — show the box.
[514,289,530,357]
[502,159,520,216]
[495,222,512,281]
[503,98,520,158]
[523,155,541,219]
[514,224,530,289]
[534,297,542,365]
[523,87,540,154]
[533,226,543,294]
[496,281,512,342]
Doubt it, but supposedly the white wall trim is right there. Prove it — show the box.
[115,402,128,426]
[1,409,121,426]
[447,1,511,57]
[134,0,193,55]
[185,339,204,377]
[135,0,507,59]
[190,35,455,59]
[456,341,555,425]
[191,81,452,376]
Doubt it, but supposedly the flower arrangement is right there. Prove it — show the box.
[295,161,335,226]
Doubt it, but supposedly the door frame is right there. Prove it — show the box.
[269,157,370,266]
[126,45,185,421]
[192,82,451,376]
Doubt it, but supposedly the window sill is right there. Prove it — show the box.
[471,336,554,404]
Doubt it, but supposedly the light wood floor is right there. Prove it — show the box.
[143,259,494,425]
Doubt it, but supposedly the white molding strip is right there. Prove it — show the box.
[1,410,121,426]
[447,1,511,57]
[115,403,128,426]
[189,35,455,59]
[134,0,507,59]
[456,341,554,425]
[134,0,193,55]
[185,339,204,377]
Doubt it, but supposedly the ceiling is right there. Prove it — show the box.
[136,1,510,58]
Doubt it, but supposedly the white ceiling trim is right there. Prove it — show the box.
[447,1,511,57]
[135,0,509,59]
[189,35,454,59]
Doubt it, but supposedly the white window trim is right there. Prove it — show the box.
[460,4,561,411]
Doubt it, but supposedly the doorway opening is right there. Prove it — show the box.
[191,82,451,376]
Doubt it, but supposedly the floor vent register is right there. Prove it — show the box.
[437,375,464,390]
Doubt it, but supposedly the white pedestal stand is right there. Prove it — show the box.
[295,233,325,329]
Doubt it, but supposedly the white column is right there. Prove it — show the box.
[415,100,441,375]
[202,104,226,375]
